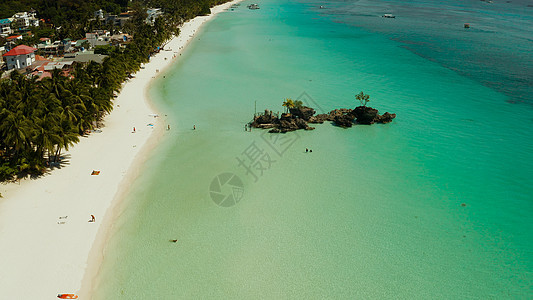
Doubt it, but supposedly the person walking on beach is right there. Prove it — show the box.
[168,124,171,130]
[133,127,136,133]
[89,215,95,222]
[193,125,196,130]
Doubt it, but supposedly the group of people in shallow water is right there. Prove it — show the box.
[306,148,313,153]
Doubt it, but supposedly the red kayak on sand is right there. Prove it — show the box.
[57,294,78,299]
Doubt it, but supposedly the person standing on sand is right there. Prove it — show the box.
[168,124,171,130]
[193,125,196,130]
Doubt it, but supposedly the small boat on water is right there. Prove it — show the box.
[248,3,260,9]
[382,14,395,18]
[464,23,470,28]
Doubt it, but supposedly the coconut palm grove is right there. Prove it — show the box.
[0,0,229,181]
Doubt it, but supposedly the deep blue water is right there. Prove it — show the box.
[307,0,533,105]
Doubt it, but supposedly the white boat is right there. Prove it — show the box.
[382,14,395,18]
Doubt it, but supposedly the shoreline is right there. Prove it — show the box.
[0,1,242,298]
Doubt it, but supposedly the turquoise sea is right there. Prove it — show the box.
[93,0,532,298]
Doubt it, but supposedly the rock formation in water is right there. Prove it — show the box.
[250,105,395,133]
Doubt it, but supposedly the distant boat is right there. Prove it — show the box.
[382,14,395,18]
[319,5,325,9]
[464,23,470,28]
[248,3,260,9]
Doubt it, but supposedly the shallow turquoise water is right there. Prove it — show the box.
[93,0,532,298]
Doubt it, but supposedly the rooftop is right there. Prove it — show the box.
[6,35,22,40]
[62,53,107,64]
[2,45,37,56]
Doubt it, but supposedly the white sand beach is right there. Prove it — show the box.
[0,1,241,298]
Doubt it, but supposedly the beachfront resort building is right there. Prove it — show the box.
[2,45,37,70]
[0,18,13,36]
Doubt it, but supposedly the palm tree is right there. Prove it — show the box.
[0,111,31,158]
[54,117,80,163]
[282,98,295,113]
[32,114,61,163]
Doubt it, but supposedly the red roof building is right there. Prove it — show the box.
[6,35,23,41]
[3,45,37,57]
[2,45,37,70]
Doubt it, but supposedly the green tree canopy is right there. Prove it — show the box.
[355,91,370,107]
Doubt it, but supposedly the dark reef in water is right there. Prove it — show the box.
[250,106,396,133]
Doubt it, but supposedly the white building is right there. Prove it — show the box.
[0,18,13,36]
[12,11,39,29]
[146,8,163,25]
[94,9,105,20]
[2,45,37,70]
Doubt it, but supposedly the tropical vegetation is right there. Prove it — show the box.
[0,0,230,181]
[282,98,294,113]
[281,98,304,113]
[355,91,370,107]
